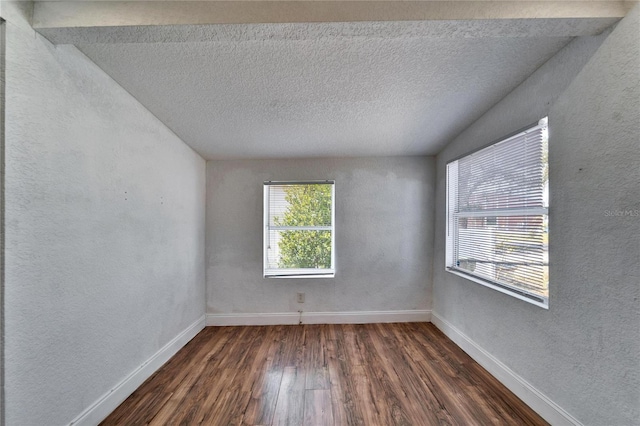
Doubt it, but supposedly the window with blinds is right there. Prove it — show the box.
[264,181,335,278]
[446,118,549,308]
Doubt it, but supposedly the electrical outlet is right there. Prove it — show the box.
[297,292,305,303]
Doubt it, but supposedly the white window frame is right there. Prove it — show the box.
[263,181,336,278]
[445,118,549,308]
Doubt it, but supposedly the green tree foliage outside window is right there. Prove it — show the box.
[274,184,332,269]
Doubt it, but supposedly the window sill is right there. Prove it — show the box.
[264,269,335,279]
[445,267,548,309]
[264,274,335,279]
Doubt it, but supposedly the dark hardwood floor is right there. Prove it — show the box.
[101,323,548,425]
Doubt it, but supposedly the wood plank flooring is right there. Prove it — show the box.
[101,323,548,426]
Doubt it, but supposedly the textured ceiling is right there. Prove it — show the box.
[77,22,577,159]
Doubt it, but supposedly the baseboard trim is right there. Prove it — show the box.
[69,315,206,426]
[206,310,431,326]
[431,312,582,426]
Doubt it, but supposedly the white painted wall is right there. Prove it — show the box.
[3,4,206,425]
[0,16,5,426]
[206,157,434,317]
[433,7,639,426]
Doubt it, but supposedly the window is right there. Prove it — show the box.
[446,118,549,308]
[264,181,335,278]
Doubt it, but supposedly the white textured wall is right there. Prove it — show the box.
[4,5,206,426]
[0,17,5,426]
[433,7,639,426]
[207,157,434,314]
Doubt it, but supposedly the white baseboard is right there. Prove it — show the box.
[431,312,582,426]
[69,315,206,426]
[206,310,431,326]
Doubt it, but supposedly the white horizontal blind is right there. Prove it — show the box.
[264,182,335,277]
[446,118,549,307]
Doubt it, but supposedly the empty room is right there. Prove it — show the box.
[1,1,638,425]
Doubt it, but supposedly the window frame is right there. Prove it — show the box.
[445,118,549,308]
[263,180,336,278]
